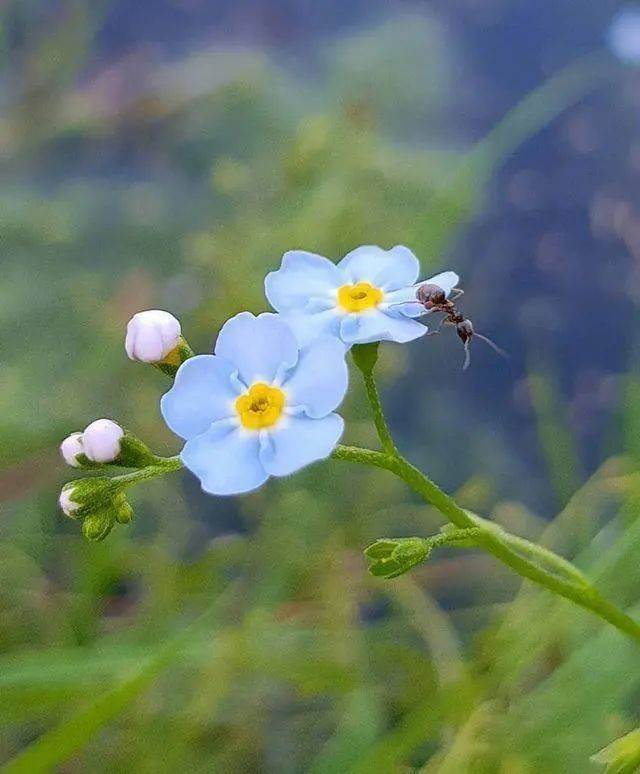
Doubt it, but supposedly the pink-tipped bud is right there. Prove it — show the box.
[125,310,181,363]
[82,419,124,463]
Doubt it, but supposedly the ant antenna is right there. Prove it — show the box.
[474,333,508,359]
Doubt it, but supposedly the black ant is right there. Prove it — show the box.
[395,284,506,370]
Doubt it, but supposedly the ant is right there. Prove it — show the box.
[394,283,506,370]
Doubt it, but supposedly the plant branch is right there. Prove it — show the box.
[112,456,183,488]
[332,441,640,645]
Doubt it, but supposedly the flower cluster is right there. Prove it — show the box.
[59,245,459,534]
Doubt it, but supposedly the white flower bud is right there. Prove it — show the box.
[82,419,124,463]
[59,485,80,517]
[125,310,181,363]
[60,432,84,467]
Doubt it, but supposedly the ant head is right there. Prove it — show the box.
[456,319,474,343]
[416,283,446,309]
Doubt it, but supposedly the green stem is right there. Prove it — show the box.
[428,528,483,550]
[112,456,183,488]
[332,440,640,646]
[361,369,397,455]
[351,344,396,455]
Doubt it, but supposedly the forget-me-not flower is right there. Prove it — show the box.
[161,312,348,495]
[608,7,640,64]
[265,245,459,347]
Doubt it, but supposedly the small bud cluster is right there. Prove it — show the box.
[364,537,431,579]
[365,528,481,579]
[60,419,124,467]
[58,477,133,542]
[60,420,158,470]
[58,309,190,541]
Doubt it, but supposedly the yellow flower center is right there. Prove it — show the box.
[337,282,383,312]
[235,382,286,430]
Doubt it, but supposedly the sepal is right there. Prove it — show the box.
[351,342,380,374]
[82,509,116,542]
[154,336,194,378]
[365,528,482,579]
[115,433,159,468]
[59,478,135,541]
[69,432,159,470]
[364,537,430,579]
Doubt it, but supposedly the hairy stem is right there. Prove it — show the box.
[112,456,183,488]
[351,343,396,455]
[360,369,397,455]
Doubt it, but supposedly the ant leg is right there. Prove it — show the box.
[449,288,465,301]
[426,316,449,336]
[462,341,471,371]
[474,332,508,359]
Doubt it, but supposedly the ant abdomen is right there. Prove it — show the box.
[456,319,474,343]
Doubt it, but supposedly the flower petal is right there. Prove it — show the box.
[265,250,345,312]
[260,414,344,477]
[384,270,461,318]
[282,337,348,418]
[340,309,427,344]
[214,312,298,386]
[337,245,420,290]
[161,355,239,440]
[383,286,424,318]
[279,309,342,348]
[181,420,268,495]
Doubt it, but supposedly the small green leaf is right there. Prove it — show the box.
[82,509,116,542]
[364,540,398,560]
[591,728,640,773]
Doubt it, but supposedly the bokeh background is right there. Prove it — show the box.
[4,1,640,771]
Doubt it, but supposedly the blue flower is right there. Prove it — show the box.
[608,8,640,64]
[160,312,348,495]
[265,245,459,347]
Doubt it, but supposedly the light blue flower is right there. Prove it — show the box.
[608,8,640,64]
[160,312,348,495]
[265,245,459,347]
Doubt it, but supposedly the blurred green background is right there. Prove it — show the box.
[4,1,640,771]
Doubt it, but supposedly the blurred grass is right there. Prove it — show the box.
[1,3,637,772]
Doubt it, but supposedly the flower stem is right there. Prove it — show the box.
[333,384,640,646]
[112,456,183,488]
[361,370,397,455]
[351,344,397,455]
